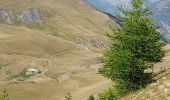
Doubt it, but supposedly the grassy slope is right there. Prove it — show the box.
[1,0,169,100]
[0,0,114,100]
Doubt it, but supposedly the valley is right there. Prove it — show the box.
[0,0,114,100]
[0,0,170,100]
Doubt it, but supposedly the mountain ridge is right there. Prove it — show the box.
[87,0,170,42]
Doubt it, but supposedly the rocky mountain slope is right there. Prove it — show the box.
[0,0,116,100]
[152,0,170,42]
[1,0,170,100]
[87,0,170,42]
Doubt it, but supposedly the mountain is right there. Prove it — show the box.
[152,0,170,42]
[0,0,115,100]
[87,0,170,42]
[87,0,159,15]
[0,0,170,100]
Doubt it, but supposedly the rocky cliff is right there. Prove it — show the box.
[0,8,42,24]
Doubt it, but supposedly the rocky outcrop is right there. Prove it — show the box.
[0,10,13,24]
[89,37,106,49]
[0,8,42,24]
[18,8,42,24]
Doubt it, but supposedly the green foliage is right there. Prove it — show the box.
[98,87,117,100]
[99,0,164,98]
[87,95,95,100]
[12,70,32,81]
[65,92,72,100]
[0,64,7,70]
[0,90,9,100]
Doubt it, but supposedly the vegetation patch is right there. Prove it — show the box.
[12,67,41,81]
[12,70,32,81]
[0,64,8,70]
[98,87,117,100]
[65,92,72,100]
[0,90,9,100]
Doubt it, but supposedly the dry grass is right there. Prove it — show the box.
[0,0,113,100]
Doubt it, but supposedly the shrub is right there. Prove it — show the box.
[65,92,72,100]
[0,90,9,100]
[87,95,95,100]
[98,87,117,100]
[12,70,32,81]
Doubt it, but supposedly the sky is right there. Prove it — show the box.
[87,0,161,15]
[98,0,160,4]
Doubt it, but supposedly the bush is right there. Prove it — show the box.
[65,92,72,100]
[12,70,32,81]
[98,87,117,100]
[0,90,9,100]
[87,95,95,100]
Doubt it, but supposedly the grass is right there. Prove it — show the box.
[16,23,59,36]
[121,73,170,100]
[12,70,32,81]
[0,64,7,70]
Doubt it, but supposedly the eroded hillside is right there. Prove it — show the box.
[0,0,115,100]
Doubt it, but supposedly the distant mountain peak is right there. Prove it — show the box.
[87,0,170,42]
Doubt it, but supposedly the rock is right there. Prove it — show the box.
[158,85,164,91]
[150,82,157,86]
[167,96,170,100]
[0,10,13,24]
[167,82,170,88]
[0,8,42,24]
[25,67,40,76]
[162,77,166,79]
[25,71,33,76]
[89,37,106,49]
[164,89,169,93]
[149,92,156,97]
[76,44,91,52]
[164,80,170,88]
[57,74,70,83]
[18,8,42,24]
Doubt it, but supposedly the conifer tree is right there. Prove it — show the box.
[99,0,164,95]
